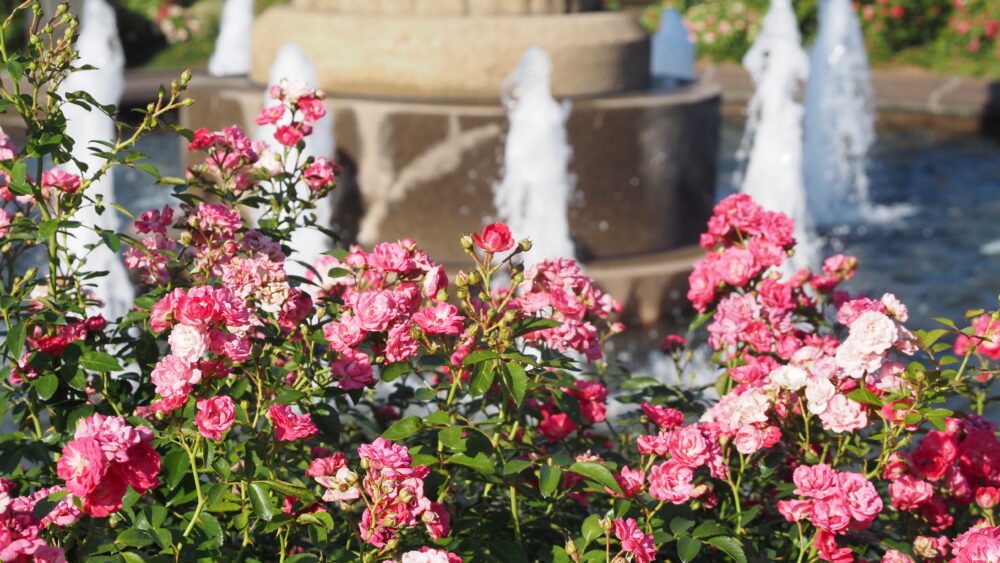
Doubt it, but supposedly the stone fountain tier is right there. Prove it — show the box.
[250,8,649,99]
[181,78,719,324]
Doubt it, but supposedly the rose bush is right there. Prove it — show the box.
[4,2,1000,562]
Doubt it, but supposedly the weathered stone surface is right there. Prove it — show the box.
[181,77,719,265]
[250,9,649,99]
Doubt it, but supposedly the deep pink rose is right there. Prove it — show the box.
[274,124,304,146]
[195,396,236,440]
[56,437,108,497]
[472,222,515,253]
[268,404,318,441]
[41,168,81,194]
[354,290,399,332]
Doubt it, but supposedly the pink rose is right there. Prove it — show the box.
[838,471,882,524]
[734,424,765,455]
[889,474,933,510]
[303,157,337,191]
[664,426,712,468]
[150,354,202,403]
[647,459,694,504]
[607,466,644,498]
[323,314,366,352]
[472,222,515,253]
[793,463,839,500]
[539,413,576,442]
[268,404,318,441]
[818,394,868,434]
[412,302,464,335]
[195,396,235,440]
[641,403,684,430]
[810,497,851,533]
[254,104,285,125]
[41,168,81,194]
[777,499,812,522]
[274,124,304,146]
[613,518,656,563]
[881,549,915,563]
[56,437,108,497]
[175,286,218,327]
[354,290,399,332]
[332,348,375,390]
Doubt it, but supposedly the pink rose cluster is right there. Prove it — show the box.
[951,525,1000,563]
[307,452,361,502]
[613,518,656,562]
[0,480,79,563]
[834,296,916,379]
[354,438,451,548]
[884,415,1000,534]
[532,379,609,442]
[10,315,106,384]
[513,257,622,361]
[626,424,728,506]
[777,464,882,562]
[257,78,329,147]
[319,239,452,390]
[124,205,178,285]
[56,413,160,517]
[392,547,462,563]
[954,313,1000,360]
[688,193,798,313]
[187,125,270,192]
[148,285,254,412]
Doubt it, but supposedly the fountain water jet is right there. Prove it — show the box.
[736,0,819,272]
[803,0,913,225]
[494,47,576,265]
[256,43,336,277]
[650,8,696,87]
[208,0,253,77]
[59,0,133,318]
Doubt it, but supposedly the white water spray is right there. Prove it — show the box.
[60,0,133,318]
[650,8,696,86]
[736,0,818,272]
[803,0,913,224]
[256,43,336,277]
[494,47,576,265]
[208,0,253,77]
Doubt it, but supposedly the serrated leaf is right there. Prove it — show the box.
[677,537,703,562]
[248,482,276,521]
[462,350,499,365]
[115,528,153,548]
[503,459,532,475]
[438,426,467,452]
[80,350,122,372]
[539,465,561,498]
[447,453,495,474]
[845,388,881,406]
[706,536,747,563]
[505,361,528,405]
[512,317,562,338]
[581,513,602,545]
[34,373,58,400]
[569,462,622,495]
[382,416,422,440]
[5,322,26,359]
[670,516,695,537]
[470,361,496,396]
[381,361,410,382]
[691,520,729,538]
[6,60,24,82]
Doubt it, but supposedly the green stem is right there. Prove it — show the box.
[509,484,523,546]
[181,435,206,537]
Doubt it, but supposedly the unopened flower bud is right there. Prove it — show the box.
[518,238,532,252]
[382,515,396,528]
[435,288,448,302]
[502,310,517,324]
[460,235,474,250]
[976,486,1000,509]
[913,536,941,559]
[180,69,192,85]
[454,271,468,287]
[384,537,399,552]
[611,557,627,563]
[465,271,481,286]
[397,488,413,504]
[512,271,524,285]
[359,457,370,470]
[456,287,468,300]
[598,514,613,532]
[564,538,579,559]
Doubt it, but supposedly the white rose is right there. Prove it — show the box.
[168,323,207,362]
[805,376,837,415]
[847,311,898,354]
[769,365,808,391]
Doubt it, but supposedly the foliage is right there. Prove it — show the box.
[6,2,1000,563]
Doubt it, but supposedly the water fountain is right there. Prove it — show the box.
[495,47,576,264]
[650,8,696,87]
[256,43,336,277]
[182,0,722,324]
[207,0,253,77]
[801,0,916,227]
[59,0,133,319]
[736,0,818,271]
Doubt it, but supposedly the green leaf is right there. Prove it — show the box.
[121,552,146,563]
[933,317,958,331]
[505,361,528,405]
[325,267,351,278]
[845,388,882,406]
[274,389,306,404]
[670,516,695,537]
[5,322,26,359]
[462,349,499,365]
[34,373,58,400]
[381,361,410,382]
[470,361,496,396]
[162,449,190,490]
[438,427,467,452]
[115,528,153,548]
[619,377,663,391]
[502,459,532,475]
[382,416,422,440]
[80,350,122,372]
[512,317,562,338]
[447,453,495,475]
[248,482,277,521]
[258,480,318,504]
[677,537,703,562]
[706,536,747,563]
[100,231,121,252]
[286,555,320,563]
[581,514,602,545]
[32,490,69,520]
[688,310,713,332]
[569,462,622,495]
[109,202,135,220]
[691,520,729,538]
[539,465,561,498]
[193,511,224,549]
[37,219,58,240]
[6,60,24,82]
